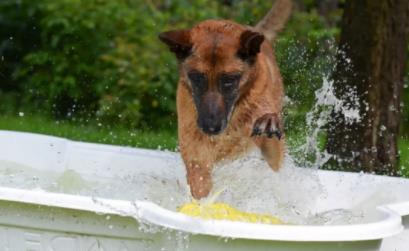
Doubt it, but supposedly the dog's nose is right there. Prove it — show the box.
[200,117,223,135]
[208,126,220,133]
[204,125,222,135]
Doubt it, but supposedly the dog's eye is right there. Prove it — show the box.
[188,71,207,92]
[219,73,240,92]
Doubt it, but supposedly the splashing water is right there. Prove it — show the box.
[0,76,369,228]
[0,69,382,231]
[293,77,361,169]
[186,75,364,225]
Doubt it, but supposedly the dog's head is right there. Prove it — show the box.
[159,20,264,135]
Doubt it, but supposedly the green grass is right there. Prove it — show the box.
[0,114,408,175]
[400,137,409,176]
[0,115,177,150]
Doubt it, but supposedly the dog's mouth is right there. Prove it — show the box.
[197,117,227,135]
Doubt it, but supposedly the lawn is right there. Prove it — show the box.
[0,115,177,150]
[400,137,409,176]
[0,114,408,175]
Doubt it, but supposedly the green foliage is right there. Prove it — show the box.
[0,0,342,129]
[0,0,42,114]
[15,0,136,118]
[2,0,225,128]
[276,10,339,133]
[1,0,409,173]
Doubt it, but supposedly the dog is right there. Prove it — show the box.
[159,0,292,199]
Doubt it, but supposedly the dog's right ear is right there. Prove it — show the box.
[237,30,264,62]
[158,30,192,60]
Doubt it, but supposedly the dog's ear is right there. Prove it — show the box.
[158,29,192,60]
[237,30,264,62]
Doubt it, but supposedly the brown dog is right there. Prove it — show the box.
[159,0,292,199]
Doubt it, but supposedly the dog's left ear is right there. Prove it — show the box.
[158,29,192,60]
[237,30,264,61]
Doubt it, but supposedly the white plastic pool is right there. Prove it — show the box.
[0,130,408,251]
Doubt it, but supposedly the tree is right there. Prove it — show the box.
[327,0,409,175]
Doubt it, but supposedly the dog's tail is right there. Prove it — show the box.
[255,0,293,42]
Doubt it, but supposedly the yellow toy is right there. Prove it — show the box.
[178,202,283,225]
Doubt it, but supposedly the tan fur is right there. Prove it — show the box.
[255,0,293,41]
[161,2,292,199]
[177,23,286,198]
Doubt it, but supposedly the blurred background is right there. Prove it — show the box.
[0,0,408,173]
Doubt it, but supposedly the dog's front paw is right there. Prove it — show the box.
[186,164,212,199]
[251,113,283,140]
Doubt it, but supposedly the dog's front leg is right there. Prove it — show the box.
[185,160,213,199]
[257,137,285,171]
[252,113,285,171]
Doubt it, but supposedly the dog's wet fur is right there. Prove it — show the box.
[159,0,293,199]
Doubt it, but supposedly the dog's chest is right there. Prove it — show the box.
[211,129,255,161]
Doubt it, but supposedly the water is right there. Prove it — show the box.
[210,155,321,224]
[209,152,373,225]
[292,77,361,169]
[0,150,373,226]
[0,75,400,227]
[0,158,190,211]
[0,76,368,226]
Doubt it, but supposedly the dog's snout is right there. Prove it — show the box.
[197,92,226,135]
[202,117,223,134]
[208,127,217,133]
